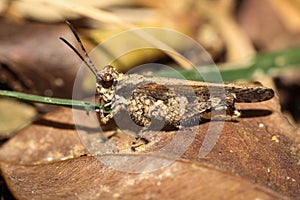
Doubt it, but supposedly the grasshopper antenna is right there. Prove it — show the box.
[60,21,102,81]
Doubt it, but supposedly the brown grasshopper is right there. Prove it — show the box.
[60,22,274,131]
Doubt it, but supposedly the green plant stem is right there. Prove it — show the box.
[0,90,106,113]
[155,46,300,81]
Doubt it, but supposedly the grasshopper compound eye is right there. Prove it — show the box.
[100,72,114,88]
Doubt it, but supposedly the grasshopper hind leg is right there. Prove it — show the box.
[210,93,241,121]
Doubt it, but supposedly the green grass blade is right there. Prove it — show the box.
[0,90,108,113]
[154,46,300,81]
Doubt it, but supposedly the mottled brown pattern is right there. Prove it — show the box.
[60,22,274,130]
[95,66,274,129]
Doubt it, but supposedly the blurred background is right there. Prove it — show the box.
[0,0,300,138]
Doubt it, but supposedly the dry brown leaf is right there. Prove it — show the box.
[0,92,299,199]
[0,107,87,164]
[268,0,300,33]
[3,0,132,22]
[1,156,287,200]
[196,1,255,61]
[0,98,36,138]
[237,0,300,50]
[0,19,85,99]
